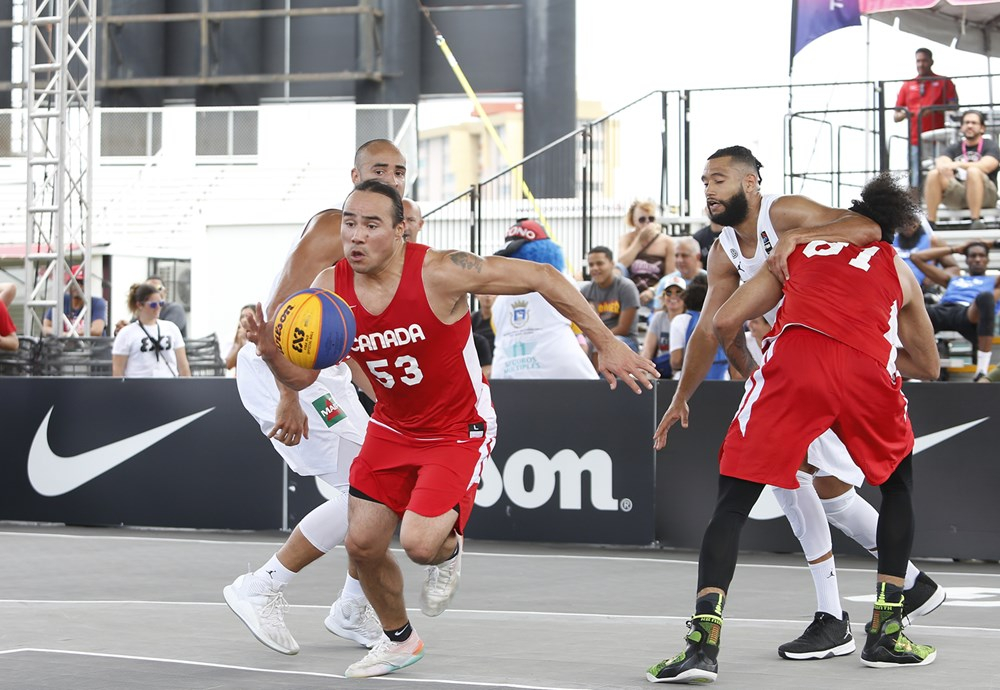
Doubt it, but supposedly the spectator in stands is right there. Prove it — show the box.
[42,265,107,336]
[112,282,190,378]
[402,198,424,243]
[642,275,686,379]
[581,245,641,357]
[894,47,959,188]
[923,110,1000,229]
[910,240,1000,381]
[894,214,960,291]
[491,219,598,379]
[668,273,730,380]
[652,236,707,302]
[114,276,187,336]
[146,276,187,337]
[618,199,676,305]
[225,304,256,371]
[0,282,17,351]
[691,215,723,267]
[471,293,496,378]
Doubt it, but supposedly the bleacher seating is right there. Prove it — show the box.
[183,334,227,376]
[0,336,40,376]
[0,333,227,377]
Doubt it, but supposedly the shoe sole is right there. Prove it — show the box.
[860,649,937,668]
[223,584,299,656]
[645,669,717,684]
[904,587,947,625]
[779,638,856,660]
[324,614,380,649]
[345,648,425,678]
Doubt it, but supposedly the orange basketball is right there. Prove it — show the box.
[272,288,356,369]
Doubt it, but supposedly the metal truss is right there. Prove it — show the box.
[24,0,95,337]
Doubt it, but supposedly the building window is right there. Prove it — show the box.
[100,111,163,157]
[196,110,258,157]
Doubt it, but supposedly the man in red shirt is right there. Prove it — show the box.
[646,174,941,683]
[246,179,658,679]
[895,48,959,188]
[0,282,18,351]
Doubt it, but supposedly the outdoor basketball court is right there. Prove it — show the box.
[1,524,997,689]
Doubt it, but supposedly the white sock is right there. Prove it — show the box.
[977,350,991,376]
[255,553,296,587]
[342,573,366,600]
[808,557,842,618]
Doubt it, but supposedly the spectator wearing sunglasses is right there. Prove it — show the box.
[115,276,187,337]
[112,282,190,378]
[617,199,676,306]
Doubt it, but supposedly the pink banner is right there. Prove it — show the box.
[861,0,999,13]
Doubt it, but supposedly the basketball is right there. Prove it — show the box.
[272,288,356,369]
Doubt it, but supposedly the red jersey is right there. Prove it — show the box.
[334,242,496,440]
[766,241,901,373]
[0,301,15,338]
[895,73,958,145]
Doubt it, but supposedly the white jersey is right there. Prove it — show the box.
[718,194,782,325]
[112,319,185,378]
[719,194,862,486]
[491,281,598,380]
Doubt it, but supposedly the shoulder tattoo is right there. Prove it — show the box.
[449,252,484,273]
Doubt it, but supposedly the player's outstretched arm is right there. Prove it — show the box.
[894,256,940,381]
[713,268,782,379]
[429,251,659,393]
[243,302,320,391]
[265,210,344,315]
[767,196,880,281]
[654,244,740,450]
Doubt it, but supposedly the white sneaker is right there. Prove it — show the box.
[223,572,299,655]
[344,631,424,678]
[420,535,462,617]
[325,594,382,648]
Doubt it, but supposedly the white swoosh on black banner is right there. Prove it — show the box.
[27,406,215,497]
[749,417,989,521]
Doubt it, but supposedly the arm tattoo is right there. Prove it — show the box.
[449,252,484,273]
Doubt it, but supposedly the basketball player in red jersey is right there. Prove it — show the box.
[225,140,407,656]
[655,147,945,662]
[244,179,658,678]
[646,174,940,683]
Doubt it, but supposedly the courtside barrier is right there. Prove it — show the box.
[1,378,995,560]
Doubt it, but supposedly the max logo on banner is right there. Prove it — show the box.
[475,449,630,512]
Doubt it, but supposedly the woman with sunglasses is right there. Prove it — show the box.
[617,199,676,307]
[112,282,191,378]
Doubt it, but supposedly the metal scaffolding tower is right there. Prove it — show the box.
[24,0,95,337]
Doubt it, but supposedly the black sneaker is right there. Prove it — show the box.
[646,614,721,684]
[861,611,936,668]
[903,572,946,624]
[778,611,855,660]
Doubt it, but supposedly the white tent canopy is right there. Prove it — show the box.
[866,0,1000,57]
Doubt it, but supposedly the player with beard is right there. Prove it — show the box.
[651,147,945,666]
[647,172,940,683]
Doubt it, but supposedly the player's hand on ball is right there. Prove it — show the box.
[243,303,277,359]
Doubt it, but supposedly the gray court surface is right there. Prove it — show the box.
[2,524,998,690]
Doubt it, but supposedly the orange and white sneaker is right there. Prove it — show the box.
[344,631,425,678]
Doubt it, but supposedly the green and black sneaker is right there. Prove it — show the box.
[646,614,721,684]
[861,583,936,668]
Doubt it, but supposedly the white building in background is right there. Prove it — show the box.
[0,102,417,345]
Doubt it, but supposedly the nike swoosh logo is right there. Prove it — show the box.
[27,406,215,497]
[749,417,988,521]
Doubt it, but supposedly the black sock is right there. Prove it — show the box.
[384,621,413,643]
[695,592,725,618]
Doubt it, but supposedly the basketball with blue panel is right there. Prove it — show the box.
[273,288,356,369]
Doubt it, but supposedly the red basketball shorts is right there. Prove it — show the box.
[349,421,495,533]
[720,327,914,489]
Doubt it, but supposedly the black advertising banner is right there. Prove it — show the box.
[465,380,658,545]
[0,379,283,530]
[654,380,1000,562]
